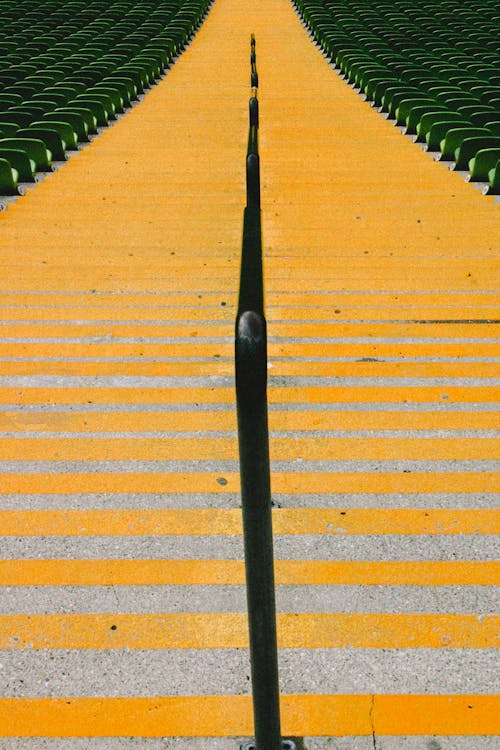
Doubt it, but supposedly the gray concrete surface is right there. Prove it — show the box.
[0,459,496,473]
[0,492,496,509]
[0,649,497,697]
[2,535,497,560]
[0,738,497,750]
[0,585,496,615]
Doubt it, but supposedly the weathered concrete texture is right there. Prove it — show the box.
[1,535,497,560]
[1,429,497,438]
[0,492,497,510]
[0,493,243,509]
[0,585,496,615]
[306,738,499,750]
[0,376,235,387]
[0,375,498,387]
[3,334,498,344]
[2,401,498,412]
[0,739,497,750]
[0,650,497,697]
[0,459,497,472]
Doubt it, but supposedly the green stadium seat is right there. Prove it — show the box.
[0,74,22,87]
[53,106,97,135]
[395,97,439,125]
[0,113,37,129]
[88,86,125,113]
[471,87,500,103]
[440,128,492,161]
[427,120,473,151]
[24,74,59,87]
[468,148,500,182]
[0,94,24,108]
[16,127,68,160]
[119,65,152,89]
[31,92,69,107]
[0,125,18,140]
[21,100,62,115]
[4,84,42,99]
[31,120,78,150]
[7,104,47,119]
[52,83,87,96]
[113,67,147,93]
[0,148,36,182]
[101,77,137,105]
[470,110,499,126]
[381,87,421,116]
[406,104,449,134]
[416,111,462,143]
[0,157,19,195]
[458,105,497,120]
[484,160,500,194]
[455,136,500,170]
[70,97,110,126]
[441,97,482,112]
[484,121,500,134]
[364,77,399,101]
[41,111,88,142]
[0,137,52,171]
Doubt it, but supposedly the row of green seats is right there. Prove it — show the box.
[0,0,211,195]
[293,0,500,194]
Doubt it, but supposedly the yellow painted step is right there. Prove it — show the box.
[0,291,496,307]
[2,322,498,338]
[0,695,497,736]
[0,471,495,495]
[0,386,495,405]
[1,341,498,356]
[0,436,496,461]
[1,559,497,586]
[1,508,497,536]
[0,613,497,649]
[1,409,496,432]
[0,360,497,376]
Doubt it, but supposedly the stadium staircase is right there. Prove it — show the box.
[0,0,498,748]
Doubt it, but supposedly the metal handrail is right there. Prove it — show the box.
[235,36,290,750]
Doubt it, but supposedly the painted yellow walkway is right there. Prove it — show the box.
[0,0,498,747]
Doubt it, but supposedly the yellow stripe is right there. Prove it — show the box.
[0,695,497,736]
[1,291,495,306]
[0,613,496,649]
[270,323,500,337]
[0,271,497,291]
[0,361,496,376]
[0,436,496,460]
[0,508,497,536]
[1,322,498,338]
[0,471,495,495]
[0,323,232,338]
[0,293,237,306]
[2,410,496,432]
[1,306,498,321]
[1,341,498,356]
[0,307,231,322]
[271,342,500,355]
[270,308,500,321]
[0,386,494,405]
[0,559,496,586]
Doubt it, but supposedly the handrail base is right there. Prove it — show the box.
[241,739,303,750]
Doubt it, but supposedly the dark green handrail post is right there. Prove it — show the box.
[236,35,294,750]
[236,304,282,750]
